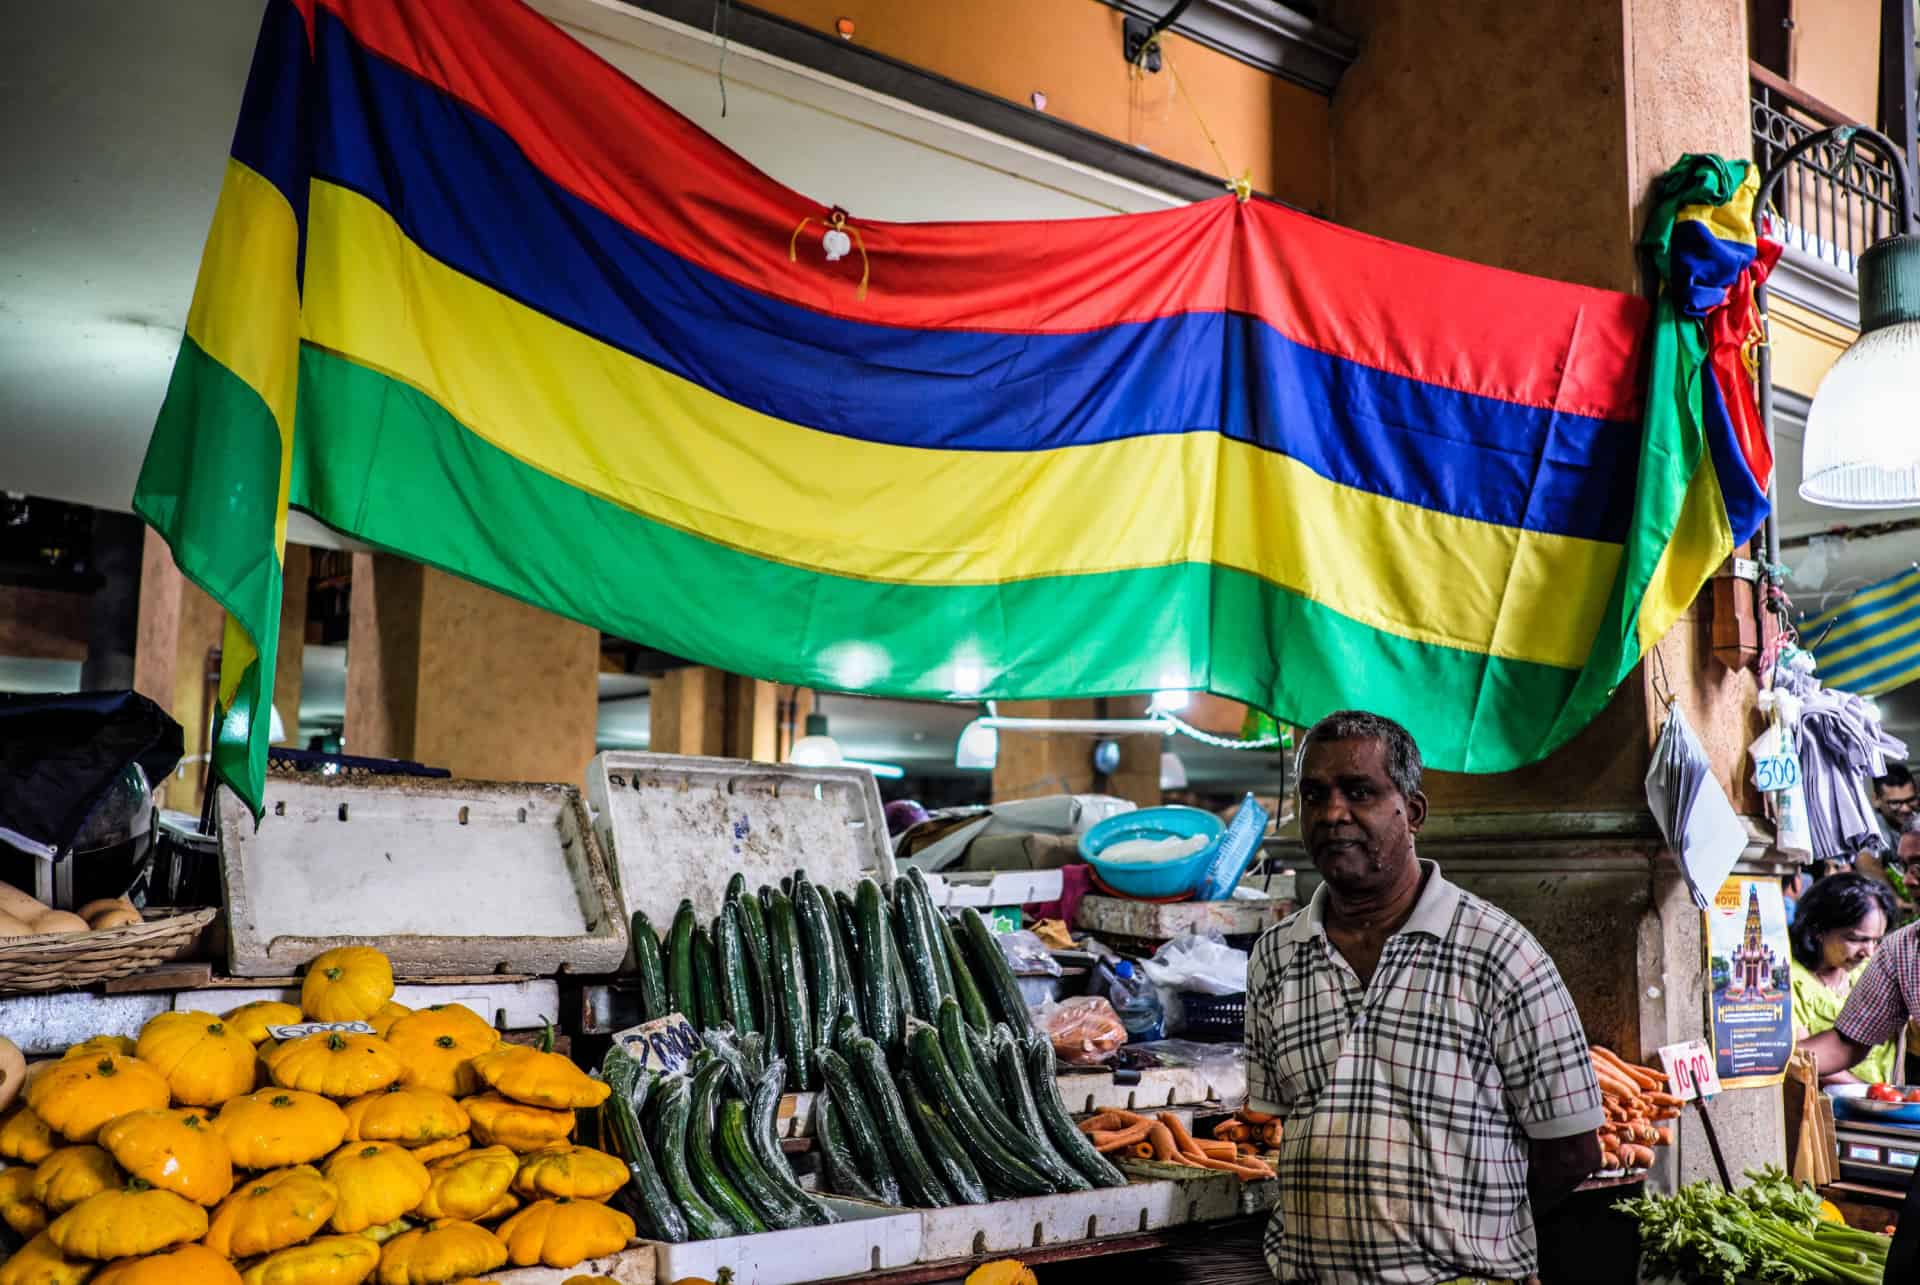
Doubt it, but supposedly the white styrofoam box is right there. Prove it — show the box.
[647,1197,920,1284]
[490,1247,654,1284]
[1073,892,1285,942]
[586,752,896,956]
[915,1181,1184,1261]
[924,869,1065,909]
[1054,1061,1246,1113]
[173,979,562,1031]
[219,775,626,977]
[0,992,174,1054]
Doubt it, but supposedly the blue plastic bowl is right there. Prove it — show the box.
[1080,806,1225,899]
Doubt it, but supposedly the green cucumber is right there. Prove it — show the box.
[898,1070,986,1205]
[598,1045,688,1242]
[1022,1031,1127,1188]
[700,1027,754,1099]
[850,1035,951,1208]
[718,1097,811,1229]
[959,906,1033,1036]
[726,872,749,902]
[893,881,943,1018]
[989,1025,1090,1191]
[906,869,959,1003]
[716,902,758,1037]
[834,890,863,988]
[813,1095,883,1203]
[822,885,861,1027]
[766,888,814,1091]
[937,1001,1088,1192]
[907,1024,1053,1197]
[688,1060,767,1234]
[814,1046,899,1205]
[630,909,670,1023]
[853,880,898,1057]
[750,1059,834,1225]
[735,883,774,1030]
[793,874,840,1044]
[692,925,725,1032]
[666,899,700,1023]
[830,1012,862,1056]
[653,1073,737,1240]
[940,913,992,1035]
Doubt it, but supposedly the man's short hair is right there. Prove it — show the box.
[1876,762,1914,793]
[1296,710,1423,800]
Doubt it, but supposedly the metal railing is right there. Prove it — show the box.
[1751,62,1903,274]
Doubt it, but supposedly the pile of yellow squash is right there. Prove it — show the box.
[0,945,633,1284]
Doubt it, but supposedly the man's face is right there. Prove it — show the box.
[1877,780,1918,827]
[1899,830,1920,865]
[1297,736,1427,896]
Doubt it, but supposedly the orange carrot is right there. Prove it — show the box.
[1130,1141,1154,1159]
[1087,1123,1153,1152]
[1147,1122,1178,1162]
[1653,1127,1673,1146]
[1643,1092,1684,1108]
[1239,1109,1276,1125]
[1159,1112,1209,1163]
[1592,1046,1667,1091]
[1196,1140,1238,1161]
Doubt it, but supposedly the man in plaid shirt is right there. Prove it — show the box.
[1247,711,1603,1284]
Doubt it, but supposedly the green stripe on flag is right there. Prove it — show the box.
[133,335,284,815]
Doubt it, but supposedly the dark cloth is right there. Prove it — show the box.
[0,691,182,857]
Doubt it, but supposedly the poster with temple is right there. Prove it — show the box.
[1703,876,1794,1087]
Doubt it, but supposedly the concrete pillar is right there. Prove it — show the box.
[133,526,226,812]
[648,671,801,763]
[344,553,600,784]
[990,698,1161,807]
[271,544,309,747]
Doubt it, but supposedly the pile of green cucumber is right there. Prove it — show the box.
[601,1035,839,1241]
[622,867,1126,1214]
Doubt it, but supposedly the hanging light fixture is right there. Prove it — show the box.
[787,694,844,766]
[1758,126,1920,512]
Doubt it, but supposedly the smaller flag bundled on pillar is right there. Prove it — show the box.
[1802,565,1920,695]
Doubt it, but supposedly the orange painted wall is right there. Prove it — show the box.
[749,0,1333,211]
[1790,0,1882,126]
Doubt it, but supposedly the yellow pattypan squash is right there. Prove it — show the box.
[26,1055,169,1144]
[205,1162,339,1258]
[214,1090,350,1170]
[385,1007,497,1099]
[414,1144,518,1222]
[267,1033,404,1100]
[62,1036,135,1061]
[98,1107,233,1206]
[966,1263,1039,1285]
[360,1216,414,1245]
[374,1217,507,1285]
[406,1134,468,1165]
[367,1003,413,1040]
[223,1001,306,1045]
[0,1163,48,1237]
[31,1144,121,1214]
[341,1086,469,1146]
[94,1241,244,1285]
[510,1144,627,1201]
[479,1189,520,1221]
[300,948,395,1023]
[46,1180,209,1260]
[0,1231,95,1285]
[0,1103,56,1164]
[461,1092,575,1153]
[495,1197,635,1269]
[240,1233,382,1285]
[323,1142,429,1234]
[134,1012,256,1107]
[467,1031,608,1111]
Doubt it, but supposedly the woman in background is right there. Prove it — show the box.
[1790,873,1899,1085]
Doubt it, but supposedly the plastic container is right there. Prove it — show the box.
[1079,806,1224,899]
[1105,959,1166,1043]
[1194,793,1269,902]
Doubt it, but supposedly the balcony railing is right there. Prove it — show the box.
[1751,62,1902,275]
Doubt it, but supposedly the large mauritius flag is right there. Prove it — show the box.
[136,0,1773,815]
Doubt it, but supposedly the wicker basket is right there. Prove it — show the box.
[0,908,218,995]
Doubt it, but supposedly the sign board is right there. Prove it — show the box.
[1701,875,1794,1088]
[1657,1038,1723,1102]
[610,1012,701,1077]
[267,1021,375,1040]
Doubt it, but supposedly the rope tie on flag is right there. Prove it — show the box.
[1133,37,1253,203]
[789,205,870,299]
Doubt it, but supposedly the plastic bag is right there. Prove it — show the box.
[995,928,1062,978]
[1140,931,1248,996]
[1035,995,1128,1065]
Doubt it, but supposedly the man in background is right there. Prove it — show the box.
[1874,764,1918,851]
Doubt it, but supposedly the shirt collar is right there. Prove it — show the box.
[1283,859,1461,943]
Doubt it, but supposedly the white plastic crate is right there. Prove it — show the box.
[915,1181,1184,1261]
[646,1197,921,1284]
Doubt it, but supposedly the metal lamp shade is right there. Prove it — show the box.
[1800,233,1920,509]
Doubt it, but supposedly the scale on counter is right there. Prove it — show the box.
[1836,1116,1920,1187]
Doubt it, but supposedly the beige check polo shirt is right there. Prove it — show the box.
[1246,861,1603,1284]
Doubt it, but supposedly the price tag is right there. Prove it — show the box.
[1657,1039,1722,1101]
[1753,754,1801,793]
[610,1012,702,1077]
[266,1021,375,1040]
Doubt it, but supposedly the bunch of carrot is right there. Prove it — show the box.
[1211,1109,1284,1153]
[1077,1108,1276,1181]
[1591,1044,1682,1172]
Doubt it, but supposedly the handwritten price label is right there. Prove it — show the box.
[267,1021,375,1040]
[611,1012,702,1077]
[1753,754,1801,793]
[1657,1039,1722,1102]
